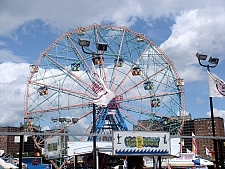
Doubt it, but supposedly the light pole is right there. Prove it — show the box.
[19,124,24,169]
[78,38,107,169]
[196,52,219,168]
[51,116,79,169]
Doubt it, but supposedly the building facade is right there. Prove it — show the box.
[0,122,42,155]
[0,126,20,154]
[181,116,225,159]
[194,117,225,158]
[181,117,194,153]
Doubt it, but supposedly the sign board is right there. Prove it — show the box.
[67,141,112,156]
[44,136,62,159]
[112,131,170,156]
[144,153,196,167]
[170,138,181,157]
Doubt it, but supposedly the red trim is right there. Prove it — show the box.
[216,84,225,96]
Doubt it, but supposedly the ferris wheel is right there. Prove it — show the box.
[25,24,185,152]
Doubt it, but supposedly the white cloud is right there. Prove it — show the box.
[182,110,190,116]
[178,65,206,82]
[0,1,224,78]
[42,126,50,131]
[0,62,30,126]
[196,98,204,104]
[0,62,30,83]
[0,1,150,36]
[206,108,225,127]
[160,7,225,81]
[0,1,224,37]
[0,49,27,63]
[0,41,5,46]
[206,108,225,119]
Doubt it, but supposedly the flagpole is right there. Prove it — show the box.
[196,53,220,169]
[209,96,219,169]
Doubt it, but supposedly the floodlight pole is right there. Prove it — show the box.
[80,46,98,169]
[209,96,219,168]
[208,67,219,169]
[79,39,107,169]
[196,53,219,169]
[93,103,97,169]
[19,125,24,169]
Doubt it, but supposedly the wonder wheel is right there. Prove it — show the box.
[25,24,185,158]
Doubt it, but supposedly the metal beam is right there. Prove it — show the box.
[1,132,225,140]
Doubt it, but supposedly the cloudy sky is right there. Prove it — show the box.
[0,0,225,128]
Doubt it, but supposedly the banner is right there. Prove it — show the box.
[91,62,115,106]
[186,148,192,153]
[167,164,171,169]
[205,147,211,156]
[192,158,200,165]
[208,71,225,97]
[0,150,4,156]
[192,132,197,155]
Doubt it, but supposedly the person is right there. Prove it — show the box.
[87,156,93,168]
[123,157,128,169]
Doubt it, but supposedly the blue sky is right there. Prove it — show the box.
[0,0,225,128]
